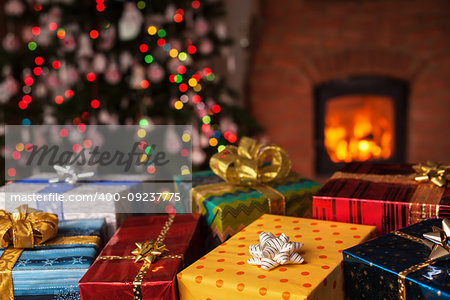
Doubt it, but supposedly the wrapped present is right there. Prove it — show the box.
[177,214,375,300]
[313,162,450,235]
[2,171,148,238]
[79,214,204,300]
[343,218,450,299]
[176,137,321,246]
[0,206,105,300]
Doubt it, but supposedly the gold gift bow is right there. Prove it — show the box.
[413,161,450,188]
[392,219,450,300]
[195,137,291,215]
[0,233,100,300]
[330,164,447,224]
[96,215,183,300]
[0,205,59,248]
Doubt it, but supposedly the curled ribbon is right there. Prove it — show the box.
[0,205,58,248]
[247,232,304,271]
[413,161,450,188]
[209,137,291,215]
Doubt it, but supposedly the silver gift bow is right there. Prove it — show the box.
[48,165,94,184]
[422,218,450,261]
[247,232,304,271]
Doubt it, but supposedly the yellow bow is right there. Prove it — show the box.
[131,240,169,264]
[209,137,291,215]
[0,205,58,248]
[413,161,450,188]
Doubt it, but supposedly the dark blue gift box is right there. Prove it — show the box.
[343,218,450,299]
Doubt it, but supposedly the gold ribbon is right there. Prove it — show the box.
[330,167,447,224]
[196,137,291,215]
[0,205,58,248]
[0,235,101,300]
[97,215,180,300]
[413,161,450,188]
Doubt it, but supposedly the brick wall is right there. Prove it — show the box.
[248,0,450,180]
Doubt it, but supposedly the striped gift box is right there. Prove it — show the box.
[313,162,450,235]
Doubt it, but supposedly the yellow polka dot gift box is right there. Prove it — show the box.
[177,214,375,300]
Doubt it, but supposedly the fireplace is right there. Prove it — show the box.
[248,0,450,180]
[314,76,409,175]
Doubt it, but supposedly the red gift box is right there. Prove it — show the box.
[79,214,203,300]
[313,162,450,235]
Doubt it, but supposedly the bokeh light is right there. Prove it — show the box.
[91,99,100,109]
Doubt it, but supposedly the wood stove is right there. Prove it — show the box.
[314,76,409,175]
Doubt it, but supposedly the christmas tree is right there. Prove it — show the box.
[0,0,261,184]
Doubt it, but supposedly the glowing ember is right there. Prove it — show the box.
[324,95,394,162]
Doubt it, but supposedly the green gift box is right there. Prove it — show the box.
[175,169,321,247]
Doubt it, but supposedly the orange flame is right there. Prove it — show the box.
[324,95,394,163]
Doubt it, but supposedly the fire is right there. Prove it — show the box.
[324,95,394,163]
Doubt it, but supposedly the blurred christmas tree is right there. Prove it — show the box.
[0,0,261,184]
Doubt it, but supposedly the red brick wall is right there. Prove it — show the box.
[248,0,450,180]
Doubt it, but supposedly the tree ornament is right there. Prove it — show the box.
[167,58,182,74]
[99,25,116,51]
[215,21,227,40]
[4,0,25,16]
[164,125,181,154]
[165,4,177,21]
[119,51,133,72]
[104,61,121,85]
[147,63,164,83]
[129,64,146,89]
[77,34,94,58]
[59,62,79,86]
[62,34,77,52]
[199,38,213,55]
[0,75,19,103]
[192,147,206,165]
[35,83,48,98]
[118,2,143,41]
[21,26,34,43]
[93,54,108,73]
[36,27,53,47]
[2,33,20,52]
[194,18,209,36]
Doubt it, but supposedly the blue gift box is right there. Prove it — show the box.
[343,218,450,300]
[2,174,143,238]
[0,218,105,300]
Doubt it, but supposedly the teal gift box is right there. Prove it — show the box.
[0,218,105,300]
[175,170,321,247]
[343,218,450,300]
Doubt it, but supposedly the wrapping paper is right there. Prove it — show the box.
[343,218,450,299]
[177,214,375,300]
[79,214,203,300]
[175,170,321,247]
[313,162,450,235]
[0,218,105,300]
[2,173,147,238]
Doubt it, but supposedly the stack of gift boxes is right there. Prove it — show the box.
[1,137,449,299]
